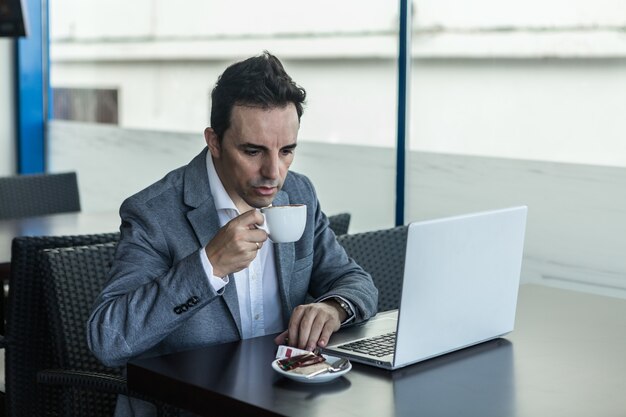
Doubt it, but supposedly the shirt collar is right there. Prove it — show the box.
[205,150,239,213]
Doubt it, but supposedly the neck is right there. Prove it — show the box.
[212,157,254,213]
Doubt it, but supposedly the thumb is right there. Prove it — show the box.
[274,330,289,346]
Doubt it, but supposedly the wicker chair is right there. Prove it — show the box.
[38,243,178,417]
[327,212,351,236]
[4,233,118,417]
[0,172,81,220]
[337,226,408,312]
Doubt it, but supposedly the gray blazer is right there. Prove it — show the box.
[87,148,377,416]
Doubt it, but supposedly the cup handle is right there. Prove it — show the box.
[257,211,270,233]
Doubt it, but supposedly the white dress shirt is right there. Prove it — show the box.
[198,152,283,339]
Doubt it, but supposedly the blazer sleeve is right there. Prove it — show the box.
[86,197,220,367]
[300,177,379,322]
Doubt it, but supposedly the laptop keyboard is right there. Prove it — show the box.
[337,331,396,357]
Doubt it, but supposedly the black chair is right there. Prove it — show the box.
[3,233,118,417]
[328,212,351,236]
[0,172,80,220]
[0,173,82,400]
[338,226,408,312]
[38,243,178,417]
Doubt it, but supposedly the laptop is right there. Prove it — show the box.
[322,206,527,370]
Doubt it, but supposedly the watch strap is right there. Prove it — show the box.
[333,297,353,317]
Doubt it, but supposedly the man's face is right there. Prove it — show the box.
[205,104,299,211]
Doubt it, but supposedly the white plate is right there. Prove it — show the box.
[272,355,351,384]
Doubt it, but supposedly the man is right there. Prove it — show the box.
[87,52,378,416]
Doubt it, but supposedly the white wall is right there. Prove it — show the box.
[51,57,626,168]
[0,40,16,176]
[406,152,626,299]
[49,0,397,40]
[47,121,398,230]
[415,0,626,28]
[49,0,626,39]
[410,59,626,167]
[48,121,626,299]
[50,59,399,147]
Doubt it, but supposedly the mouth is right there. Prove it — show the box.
[254,186,277,197]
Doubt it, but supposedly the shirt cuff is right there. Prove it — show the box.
[318,295,356,326]
[199,248,228,294]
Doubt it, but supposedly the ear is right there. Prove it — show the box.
[204,127,221,158]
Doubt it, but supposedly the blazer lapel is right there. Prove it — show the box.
[271,191,296,321]
[183,149,221,249]
[183,148,243,337]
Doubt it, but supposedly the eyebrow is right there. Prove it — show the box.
[239,142,298,151]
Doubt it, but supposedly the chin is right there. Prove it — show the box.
[245,197,274,209]
[249,189,279,206]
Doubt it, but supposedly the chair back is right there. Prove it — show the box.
[338,226,408,312]
[5,233,119,417]
[0,172,80,219]
[328,212,351,236]
[41,243,121,417]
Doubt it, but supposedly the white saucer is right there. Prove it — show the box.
[272,355,351,384]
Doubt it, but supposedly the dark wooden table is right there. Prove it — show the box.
[127,285,626,417]
[0,210,121,276]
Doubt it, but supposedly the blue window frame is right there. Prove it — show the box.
[395,0,412,226]
[16,0,47,174]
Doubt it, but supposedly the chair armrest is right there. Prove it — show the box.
[38,368,180,417]
[37,369,129,395]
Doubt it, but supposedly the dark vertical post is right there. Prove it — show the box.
[395,0,412,226]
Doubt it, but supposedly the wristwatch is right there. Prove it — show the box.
[333,297,353,318]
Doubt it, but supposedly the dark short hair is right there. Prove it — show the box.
[210,51,306,140]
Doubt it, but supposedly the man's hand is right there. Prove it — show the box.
[205,210,267,278]
[273,300,347,351]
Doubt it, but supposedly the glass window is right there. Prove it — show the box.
[407,0,626,298]
[49,0,399,231]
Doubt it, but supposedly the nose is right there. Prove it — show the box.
[261,153,280,181]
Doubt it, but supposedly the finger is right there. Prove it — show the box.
[274,330,289,346]
[297,309,317,350]
[248,228,268,244]
[306,314,326,352]
[245,209,266,229]
[288,306,305,349]
[238,228,267,253]
[317,320,339,348]
[252,209,266,229]
[230,209,264,229]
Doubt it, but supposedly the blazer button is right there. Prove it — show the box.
[180,304,188,312]
[174,306,182,314]
[188,296,199,305]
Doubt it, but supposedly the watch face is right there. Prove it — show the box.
[337,299,351,315]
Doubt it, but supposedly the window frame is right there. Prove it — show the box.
[16,0,48,174]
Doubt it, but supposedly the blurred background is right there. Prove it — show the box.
[1,0,625,298]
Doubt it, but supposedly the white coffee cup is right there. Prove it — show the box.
[260,204,307,243]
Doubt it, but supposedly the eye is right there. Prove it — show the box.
[244,148,260,156]
[281,148,296,156]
